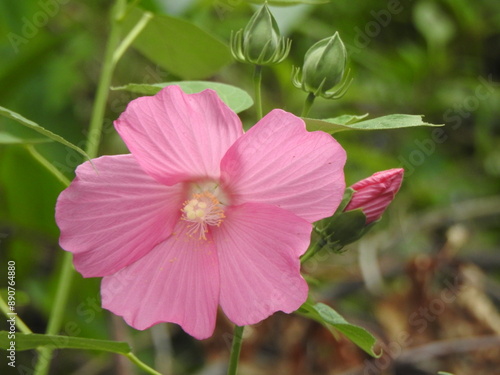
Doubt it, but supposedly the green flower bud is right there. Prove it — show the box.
[231,4,291,66]
[316,208,373,254]
[303,33,346,92]
[302,188,372,262]
[312,188,372,254]
[292,32,351,99]
[305,169,404,259]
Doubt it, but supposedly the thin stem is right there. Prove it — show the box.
[113,11,152,64]
[0,295,33,334]
[125,353,163,375]
[27,134,73,375]
[44,254,75,335]
[85,0,126,159]
[34,253,75,375]
[300,238,326,263]
[253,65,263,119]
[26,145,71,187]
[301,92,316,117]
[227,325,245,375]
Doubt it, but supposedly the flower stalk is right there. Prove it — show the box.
[30,141,72,375]
[85,0,127,158]
[301,92,316,118]
[227,325,245,375]
[34,253,74,375]
[253,65,263,119]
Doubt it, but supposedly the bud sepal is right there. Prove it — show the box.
[230,4,291,66]
[312,188,376,255]
[292,32,352,99]
[304,169,404,260]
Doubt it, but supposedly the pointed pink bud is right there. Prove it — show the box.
[344,168,404,224]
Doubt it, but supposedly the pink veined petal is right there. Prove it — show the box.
[115,86,244,186]
[212,203,310,326]
[220,109,346,223]
[347,186,390,223]
[345,168,404,223]
[55,155,185,278]
[350,168,403,192]
[101,221,219,340]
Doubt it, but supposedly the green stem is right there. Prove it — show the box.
[26,145,71,187]
[85,0,126,159]
[125,353,162,375]
[28,135,74,375]
[113,11,152,64]
[44,254,75,335]
[301,92,316,117]
[34,253,75,375]
[227,325,245,375]
[253,65,263,120]
[300,237,326,263]
[0,296,33,334]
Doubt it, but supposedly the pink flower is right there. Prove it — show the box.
[344,168,404,224]
[55,86,346,339]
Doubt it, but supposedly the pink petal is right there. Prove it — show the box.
[220,109,346,223]
[55,155,185,277]
[115,86,244,186]
[101,221,219,340]
[212,203,310,326]
[345,168,404,223]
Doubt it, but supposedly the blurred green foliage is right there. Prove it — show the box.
[1,0,499,373]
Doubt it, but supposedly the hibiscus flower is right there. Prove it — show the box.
[55,85,346,339]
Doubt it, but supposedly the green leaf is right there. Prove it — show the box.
[327,113,369,125]
[123,8,233,79]
[245,0,330,5]
[112,81,253,114]
[0,106,91,161]
[0,332,131,354]
[297,302,381,357]
[304,114,443,134]
[0,131,52,145]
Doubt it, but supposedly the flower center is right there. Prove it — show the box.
[181,190,225,240]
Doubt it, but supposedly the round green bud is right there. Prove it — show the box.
[302,32,347,95]
[230,4,291,66]
[243,5,280,63]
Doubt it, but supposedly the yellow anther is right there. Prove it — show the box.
[181,190,225,240]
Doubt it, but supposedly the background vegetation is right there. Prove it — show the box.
[1,0,499,374]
